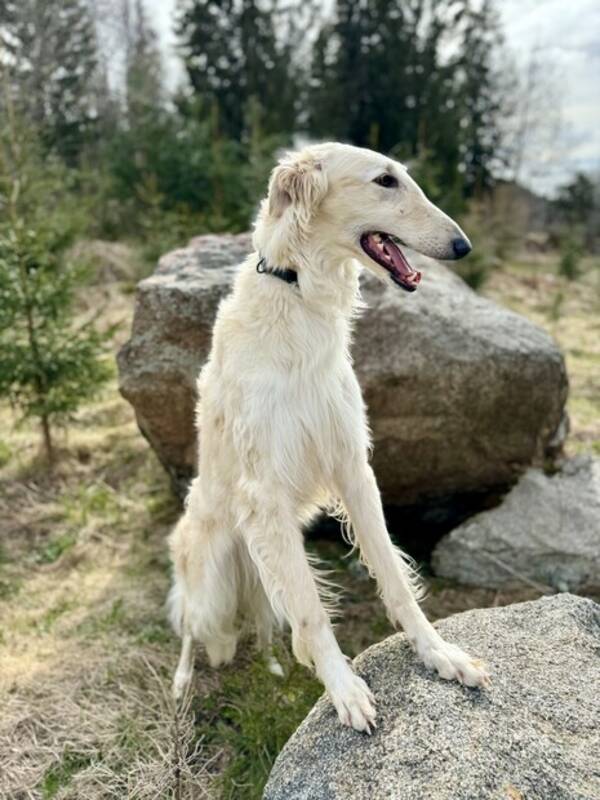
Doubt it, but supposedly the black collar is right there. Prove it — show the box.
[256,256,298,285]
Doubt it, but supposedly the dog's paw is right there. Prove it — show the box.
[266,653,285,677]
[415,633,490,689]
[327,669,377,734]
[172,667,193,700]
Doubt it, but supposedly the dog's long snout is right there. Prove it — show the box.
[452,236,472,260]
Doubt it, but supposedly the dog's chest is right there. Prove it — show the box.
[279,357,365,460]
[214,302,367,476]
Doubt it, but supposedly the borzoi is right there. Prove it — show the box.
[168,142,489,733]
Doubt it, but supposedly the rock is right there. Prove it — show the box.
[263,594,600,800]
[432,456,600,592]
[117,234,253,492]
[117,234,568,502]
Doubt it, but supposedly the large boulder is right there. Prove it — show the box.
[432,456,600,592]
[117,234,568,502]
[264,594,600,800]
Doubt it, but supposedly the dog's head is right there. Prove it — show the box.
[256,142,471,292]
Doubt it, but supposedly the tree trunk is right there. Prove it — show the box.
[41,415,54,467]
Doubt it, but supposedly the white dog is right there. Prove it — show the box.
[168,142,489,733]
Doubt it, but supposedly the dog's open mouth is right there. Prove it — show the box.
[360,232,422,292]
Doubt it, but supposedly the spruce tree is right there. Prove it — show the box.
[0,76,111,465]
[306,0,508,200]
[124,0,164,126]
[0,0,98,163]
[176,0,301,141]
[307,1,461,151]
[456,0,507,195]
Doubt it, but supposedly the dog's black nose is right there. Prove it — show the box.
[452,237,472,259]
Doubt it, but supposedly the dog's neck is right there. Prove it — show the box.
[256,256,299,285]
[252,246,360,318]
[252,219,360,319]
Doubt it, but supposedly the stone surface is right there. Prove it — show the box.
[432,456,600,592]
[264,594,600,800]
[117,234,568,502]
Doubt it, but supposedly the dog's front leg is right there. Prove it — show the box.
[335,460,490,688]
[243,504,377,733]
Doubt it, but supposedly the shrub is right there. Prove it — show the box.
[0,223,112,465]
[558,229,584,281]
[0,91,111,465]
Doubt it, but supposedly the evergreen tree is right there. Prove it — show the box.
[554,172,599,251]
[0,74,111,465]
[0,0,99,163]
[456,0,507,195]
[176,0,301,141]
[307,0,507,200]
[555,173,596,227]
[307,1,458,151]
[124,0,164,125]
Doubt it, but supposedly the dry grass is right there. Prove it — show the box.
[0,252,218,798]
[484,253,600,456]
[0,249,598,799]
[0,378,219,799]
[1,651,215,800]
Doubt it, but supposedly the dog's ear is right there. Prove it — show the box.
[268,155,328,219]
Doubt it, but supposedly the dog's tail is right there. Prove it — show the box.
[166,577,184,636]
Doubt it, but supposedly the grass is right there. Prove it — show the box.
[483,253,600,457]
[196,653,323,800]
[0,373,211,797]
[0,245,598,799]
[35,532,78,565]
[42,752,94,799]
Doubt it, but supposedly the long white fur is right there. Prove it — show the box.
[168,142,490,732]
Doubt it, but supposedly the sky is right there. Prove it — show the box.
[145,0,600,196]
[498,0,600,193]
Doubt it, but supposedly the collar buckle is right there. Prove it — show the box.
[256,256,298,285]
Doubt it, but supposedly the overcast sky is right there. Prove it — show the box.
[145,0,600,196]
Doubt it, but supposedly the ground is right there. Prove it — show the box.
[0,249,598,800]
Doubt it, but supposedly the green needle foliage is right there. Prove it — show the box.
[0,78,111,466]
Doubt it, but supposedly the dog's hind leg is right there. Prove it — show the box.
[243,502,376,733]
[168,506,240,698]
[335,460,490,689]
[167,538,196,699]
[190,532,240,669]
[173,618,195,699]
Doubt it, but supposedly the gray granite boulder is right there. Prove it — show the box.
[117,234,568,502]
[432,456,600,592]
[264,594,600,800]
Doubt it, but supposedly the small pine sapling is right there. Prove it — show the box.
[0,226,112,464]
[0,74,111,466]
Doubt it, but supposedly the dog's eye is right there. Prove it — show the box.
[373,173,398,189]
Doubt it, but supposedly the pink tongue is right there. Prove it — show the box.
[385,239,420,280]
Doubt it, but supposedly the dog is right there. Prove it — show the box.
[168,142,489,733]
